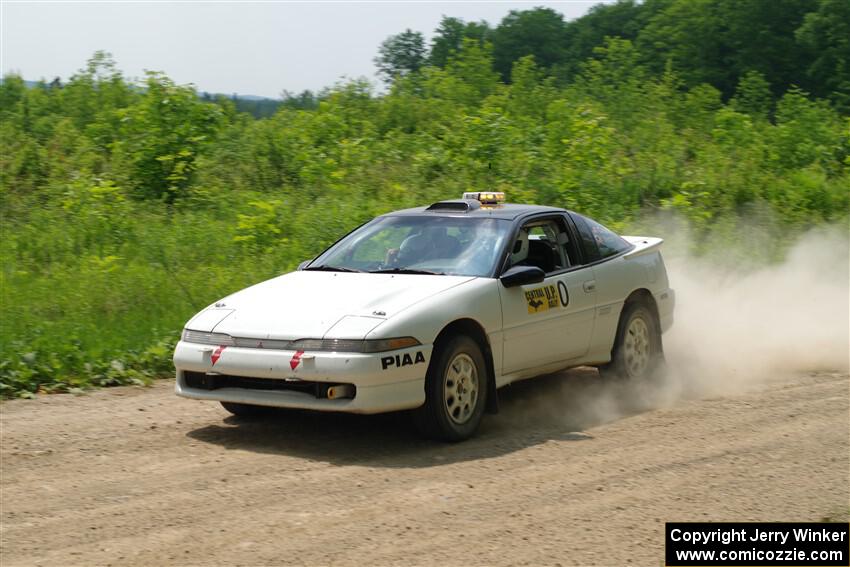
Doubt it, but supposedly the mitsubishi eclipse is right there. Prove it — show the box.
[174,192,675,440]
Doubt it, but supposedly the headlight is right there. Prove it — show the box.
[182,329,419,353]
[182,329,235,346]
[291,337,420,353]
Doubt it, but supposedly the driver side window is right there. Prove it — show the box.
[509,218,576,274]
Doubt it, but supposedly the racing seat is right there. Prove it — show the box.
[431,233,462,259]
[524,240,556,273]
[397,234,430,263]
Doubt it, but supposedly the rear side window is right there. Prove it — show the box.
[571,214,631,261]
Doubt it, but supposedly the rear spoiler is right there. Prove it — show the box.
[621,236,664,259]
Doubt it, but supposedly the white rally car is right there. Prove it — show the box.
[174,192,674,440]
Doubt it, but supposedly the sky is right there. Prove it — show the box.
[1,1,606,99]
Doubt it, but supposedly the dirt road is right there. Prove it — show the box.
[1,369,847,566]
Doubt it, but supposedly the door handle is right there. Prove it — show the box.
[583,280,596,293]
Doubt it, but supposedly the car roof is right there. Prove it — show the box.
[383,202,567,221]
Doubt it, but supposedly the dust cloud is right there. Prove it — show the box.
[663,225,849,397]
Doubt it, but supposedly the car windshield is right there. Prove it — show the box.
[310,216,512,277]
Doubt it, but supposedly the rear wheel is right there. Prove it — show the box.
[600,302,663,381]
[414,335,488,442]
[220,401,271,418]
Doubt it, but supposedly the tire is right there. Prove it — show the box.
[413,335,488,442]
[220,401,271,418]
[600,301,664,382]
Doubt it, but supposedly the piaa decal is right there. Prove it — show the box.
[381,351,426,370]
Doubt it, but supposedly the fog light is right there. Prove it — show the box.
[326,384,355,399]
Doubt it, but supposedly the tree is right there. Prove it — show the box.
[280,89,319,110]
[730,70,773,118]
[557,0,646,82]
[0,74,27,120]
[636,1,730,92]
[721,0,813,97]
[444,39,500,106]
[795,0,850,111]
[59,51,131,130]
[113,72,224,203]
[374,29,427,84]
[491,8,567,82]
[637,0,816,99]
[429,16,491,68]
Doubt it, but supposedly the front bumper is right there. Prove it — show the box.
[173,340,431,414]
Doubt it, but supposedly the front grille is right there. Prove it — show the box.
[182,330,293,350]
[183,371,354,399]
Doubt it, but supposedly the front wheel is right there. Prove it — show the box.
[413,335,488,442]
[600,302,663,381]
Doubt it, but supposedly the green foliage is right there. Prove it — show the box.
[234,199,286,250]
[279,89,320,111]
[556,0,646,82]
[429,16,492,69]
[374,29,427,84]
[113,72,224,203]
[1,32,848,397]
[442,40,501,106]
[795,0,850,110]
[0,337,176,398]
[730,71,774,119]
[491,7,567,82]
[382,0,846,115]
[635,0,814,99]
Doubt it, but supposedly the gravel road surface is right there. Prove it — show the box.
[2,370,847,566]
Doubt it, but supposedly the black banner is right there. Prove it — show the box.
[666,522,849,566]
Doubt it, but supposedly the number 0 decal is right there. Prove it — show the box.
[557,280,569,307]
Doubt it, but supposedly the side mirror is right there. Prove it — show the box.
[297,260,312,271]
[500,265,545,288]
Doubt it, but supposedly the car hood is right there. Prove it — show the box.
[187,271,476,340]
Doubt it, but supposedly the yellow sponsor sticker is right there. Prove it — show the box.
[525,284,559,314]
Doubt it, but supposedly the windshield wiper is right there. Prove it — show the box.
[304,265,365,273]
[370,268,445,275]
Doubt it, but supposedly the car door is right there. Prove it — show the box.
[568,212,644,357]
[498,215,598,377]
